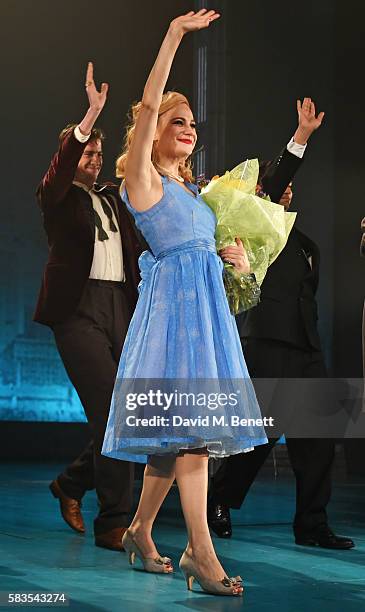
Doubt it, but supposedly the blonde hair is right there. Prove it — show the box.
[116,91,194,183]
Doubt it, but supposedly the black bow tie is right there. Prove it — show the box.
[94,198,118,241]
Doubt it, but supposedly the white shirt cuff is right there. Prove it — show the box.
[74,125,90,143]
[287,137,307,159]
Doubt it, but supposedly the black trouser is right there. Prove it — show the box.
[53,279,135,536]
[211,338,335,535]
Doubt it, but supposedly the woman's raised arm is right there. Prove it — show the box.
[125,9,219,210]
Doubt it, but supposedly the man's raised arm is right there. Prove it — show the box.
[38,62,108,210]
[261,97,324,202]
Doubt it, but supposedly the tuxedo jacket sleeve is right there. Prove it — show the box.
[260,146,303,202]
[37,130,88,211]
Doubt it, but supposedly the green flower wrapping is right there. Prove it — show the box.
[201,159,297,315]
[223,268,262,315]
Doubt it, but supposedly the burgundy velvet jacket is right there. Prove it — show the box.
[33,130,142,327]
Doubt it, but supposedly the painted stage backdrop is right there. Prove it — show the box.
[0,241,85,422]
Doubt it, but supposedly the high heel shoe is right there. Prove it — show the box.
[179,550,243,596]
[122,530,173,574]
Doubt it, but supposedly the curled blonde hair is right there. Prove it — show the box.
[116,91,194,183]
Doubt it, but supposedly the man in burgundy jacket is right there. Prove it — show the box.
[34,63,142,551]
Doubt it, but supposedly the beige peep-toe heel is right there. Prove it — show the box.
[179,550,243,596]
[122,530,173,574]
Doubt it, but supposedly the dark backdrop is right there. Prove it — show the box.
[224,0,335,366]
[333,1,365,377]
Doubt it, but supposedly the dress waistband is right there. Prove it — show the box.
[157,239,217,260]
[138,240,218,291]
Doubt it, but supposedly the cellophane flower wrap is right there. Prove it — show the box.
[200,159,296,315]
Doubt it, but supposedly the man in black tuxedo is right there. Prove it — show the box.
[34,64,142,551]
[208,98,354,549]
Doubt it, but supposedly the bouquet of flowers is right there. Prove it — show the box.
[200,159,296,315]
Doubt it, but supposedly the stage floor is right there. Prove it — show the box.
[0,463,364,611]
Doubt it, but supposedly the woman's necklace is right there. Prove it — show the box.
[156,164,184,183]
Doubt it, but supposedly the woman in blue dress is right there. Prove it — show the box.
[102,9,267,596]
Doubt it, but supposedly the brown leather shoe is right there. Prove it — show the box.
[49,480,85,534]
[95,527,127,551]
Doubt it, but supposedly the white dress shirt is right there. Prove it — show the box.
[73,126,124,282]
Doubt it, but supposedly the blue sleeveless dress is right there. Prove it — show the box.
[102,176,268,462]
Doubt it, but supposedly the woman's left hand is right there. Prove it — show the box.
[170,9,220,36]
[219,237,251,274]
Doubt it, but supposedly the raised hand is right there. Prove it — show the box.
[85,61,109,113]
[170,8,220,36]
[294,97,324,144]
[78,62,109,136]
[297,97,324,132]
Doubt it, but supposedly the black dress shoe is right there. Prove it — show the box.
[207,501,232,538]
[295,525,355,550]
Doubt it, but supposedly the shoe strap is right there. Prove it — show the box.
[155,556,172,565]
[229,575,243,584]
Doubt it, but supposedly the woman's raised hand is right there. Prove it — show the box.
[85,62,109,113]
[170,9,220,36]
